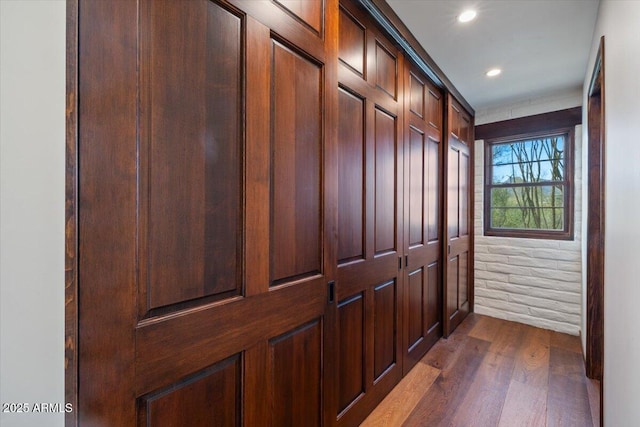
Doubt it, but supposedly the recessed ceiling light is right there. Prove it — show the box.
[458,10,477,23]
[486,68,502,77]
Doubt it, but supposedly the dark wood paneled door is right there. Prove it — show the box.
[74,0,338,425]
[402,64,444,373]
[334,2,404,425]
[444,97,473,336]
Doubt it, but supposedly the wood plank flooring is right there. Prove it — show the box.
[362,314,599,426]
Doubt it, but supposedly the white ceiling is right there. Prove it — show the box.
[386,0,600,110]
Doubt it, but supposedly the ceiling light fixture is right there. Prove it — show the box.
[458,10,477,23]
[486,68,502,77]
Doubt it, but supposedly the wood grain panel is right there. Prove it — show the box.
[374,280,396,380]
[141,354,240,427]
[409,72,424,118]
[459,252,468,308]
[145,0,242,310]
[426,262,440,333]
[427,137,440,242]
[460,150,469,236]
[461,113,471,143]
[271,40,322,284]
[338,6,365,76]
[408,127,425,247]
[78,0,138,422]
[136,279,326,394]
[447,256,459,320]
[427,87,442,130]
[338,88,365,263]
[274,0,323,35]
[337,294,365,413]
[445,109,472,336]
[407,268,424,350]
[448,145,460,239]
[270,319,323,427]
[375,41,397,99]
[374,108,397,255]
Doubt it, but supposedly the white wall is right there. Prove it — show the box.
[0,2,66,427]
[475,87,583,125]
[582,1,640,425]
[474,107,583,335]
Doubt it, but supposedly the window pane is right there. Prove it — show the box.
[490,207,564,230]
[485,130,571,238]
[491,185,564,209]
[491,159,564,184]
[491,136,565,166]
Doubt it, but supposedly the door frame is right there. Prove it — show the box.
[586,36,604,380]
[586,35,605,421]
[65,0,79,425]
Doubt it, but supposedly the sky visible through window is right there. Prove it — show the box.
[488,135,566,231]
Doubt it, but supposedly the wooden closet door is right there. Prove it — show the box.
[402,64,444,373]
[334,2,403,426]
[444,96,473,336]
[76,0,338,425]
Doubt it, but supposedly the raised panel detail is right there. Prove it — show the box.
[407,268,424,350]
[409,72,424,118]
[374,280,396,380]
[448,256,459,319]
[427,88,442,130]
[339,7,365,76]
[460,151,470,236]
[274,0,323,35]
[459,252,469,307]
[426,262,440,332]
[337,294,365,413]
[427,137,439,242]
[374,108,397,255]
[408,127,425,247]
[271,41,322,284]
[461,113,471,143]
[375,41,397,98]
[448,146,460,239]
[338,89,365,263]
[140,354,241,427]
[146,0,243,310]
[270,319,322,427]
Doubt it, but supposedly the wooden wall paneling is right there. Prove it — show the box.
[71,0,474,423]
[443,95,473,337]
[142,0,243,313]
[65,1,78,425]
[339,5,366,77]
[335,2,403,425]
[139,355,241,427]
[270,39,323,284]
[337,293,366,413]
[270,319,324,426]
[77,0,138,423]
[402,61,444,373]
[75,0,339,424]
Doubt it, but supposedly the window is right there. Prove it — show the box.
[484,129,574,239]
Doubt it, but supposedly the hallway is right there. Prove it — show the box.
[363,314,599,426]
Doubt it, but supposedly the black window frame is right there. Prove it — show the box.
[484,127,574,240]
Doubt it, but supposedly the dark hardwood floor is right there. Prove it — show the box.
[362,314,600,426]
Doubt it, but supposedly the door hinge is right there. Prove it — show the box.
[398,256,402,270]
[405,255,408,267]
